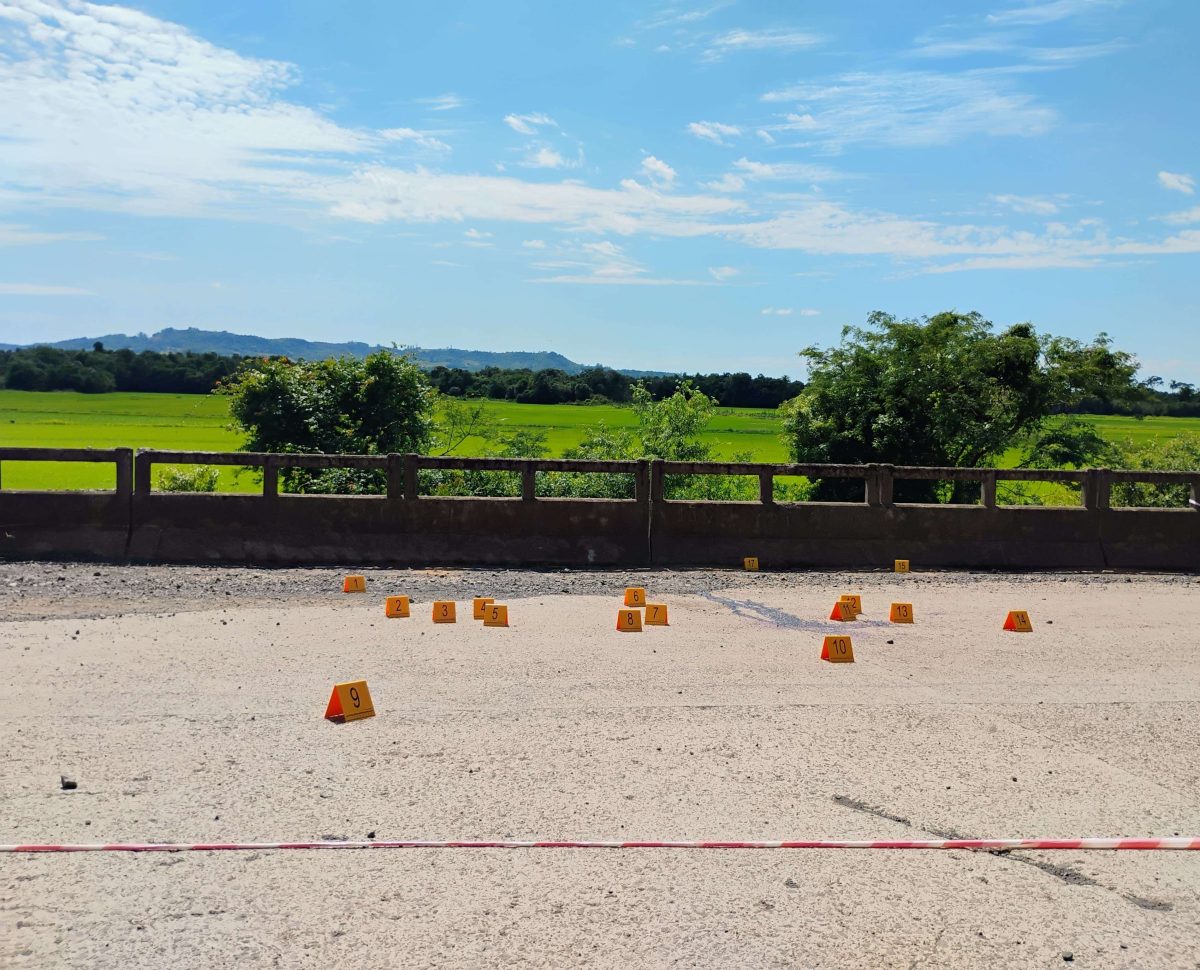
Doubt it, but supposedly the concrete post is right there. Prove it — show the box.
[758,470,774,505]
[521,463,537,502]
[635,460,651,505]
[404,453,419,501]
[980,470,998,509]
[114,448,133,498]
[386,454,403,503]
[262,457,278,499]
[1083,468,1112,511]
[865,464,881,506]
[134,450,153,495]
[648,460,664,504]
[877,464,894,507]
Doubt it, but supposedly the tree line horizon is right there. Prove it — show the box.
[1,323,1197,418]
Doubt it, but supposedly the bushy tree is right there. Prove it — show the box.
[221,351,433,493]
[1109,434,1200,508]
[780,311,1142,500]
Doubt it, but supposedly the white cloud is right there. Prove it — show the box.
[523,147,567,169]
[504,112,557,135]
[637,4,730,31]
[701,173,746,192]
[1158,171,1195,195]
[0,224,102,245]
[687,121,741,144]
[531,239,709,285]
[761,70,1057,149]
[731,158,843,182]
[761,306,793,316]
[798,308,820,316]
[0,282,92,295]
[417,93,466,111]
[464,228,492,239]
[991,193,1061,215]
[641,155,677,186]
[756,129,776,144]
[705,28,822,60]
[708,265,738,281]
[521,239,547,248]
[1157,206,1200,226]
[379,128,450,151]
[986,0,1122,26]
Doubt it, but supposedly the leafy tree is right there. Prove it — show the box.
[221,351,433,493]
[781,311,1142,501]
[1109,434,1200,508]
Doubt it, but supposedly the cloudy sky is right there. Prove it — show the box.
[0,0,1196,378]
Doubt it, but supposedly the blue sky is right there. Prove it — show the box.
[0,0,1197,380]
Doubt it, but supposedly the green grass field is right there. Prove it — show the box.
[1,389,1197,492]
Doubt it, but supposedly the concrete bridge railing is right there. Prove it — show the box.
[0,448,1197,570]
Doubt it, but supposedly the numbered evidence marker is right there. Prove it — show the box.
[644,603,669,626]
[743,556,760,571]
[889,602,914,624]
[839,594,864,617]
[895,559,911,573]
[1003,610,1034,632]
[384,595,410,618]
[820,635,855,663]
[616,608,643,632]
[472,597,495,620]
[343,574,366,593]
[324,680,375,723]
[483,603,509,627]
[624,587,647,607]
[432,601,457,624]
[829,600,857,622]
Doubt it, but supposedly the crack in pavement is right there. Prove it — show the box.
[831,794,1173,913]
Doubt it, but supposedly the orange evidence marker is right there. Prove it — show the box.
[432,601,457,624]
[616,608,643,632]
[889,602,914,624]
[839,594,863,616]
[644,603,669,626]
[472,597,495,620]
[1003,610,1033,632]
[820,636,854,663]
[624,587,647,607]
[324,681,375,723]
[384,595,410,618]
[743,557,760,571]
[483,603,509,627]
[343,574,366,593]
[829,600,857,622]
[894,559,910,573]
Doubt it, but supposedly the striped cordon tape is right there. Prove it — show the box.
[3,837,1198,854]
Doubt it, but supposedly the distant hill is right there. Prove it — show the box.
[0,327,668,376]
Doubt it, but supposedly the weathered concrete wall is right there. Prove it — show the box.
[1,449,1198,571]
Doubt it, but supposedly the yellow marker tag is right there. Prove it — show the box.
[624,587,646,607]
[484,604,509,627]
[840,594,863,616]
[616,608,642,632]
[743,557,759,571]
[645,603,669,626]
[829,600,857,621]
[432,601,457,624]
[384,595,410,618]
[343,574,366,593]
[1003,610,1033,632]
[894,559,910,573]
[820,636,854,663]
[472,597,495,620]
[324,680,375,722]
[889,602,914,623]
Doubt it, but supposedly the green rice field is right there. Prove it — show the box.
[1,389,1197,492]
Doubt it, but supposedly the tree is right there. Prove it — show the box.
[220,351,433,493]
[780,311,1141,501]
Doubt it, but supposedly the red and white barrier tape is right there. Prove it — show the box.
[2,837,1198,853]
